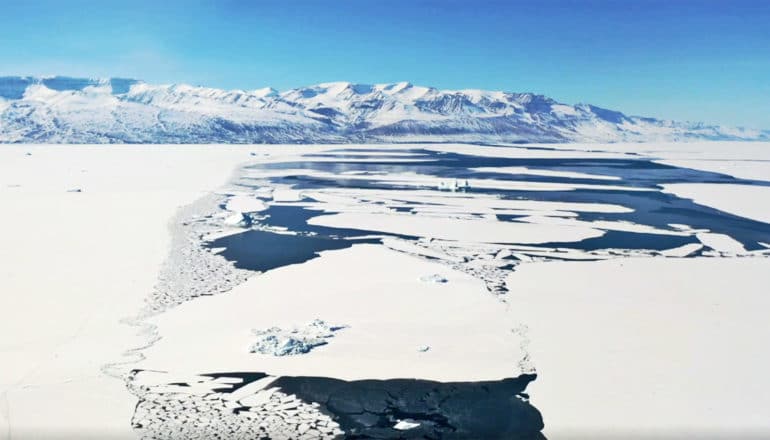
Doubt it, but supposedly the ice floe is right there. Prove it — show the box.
[394,419,421,430]
[471,166,621,181]
[662,183,770,224]
[225,194,268,213]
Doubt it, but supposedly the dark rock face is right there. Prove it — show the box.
[271,374,545,439]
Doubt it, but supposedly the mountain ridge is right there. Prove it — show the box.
[0,75,766,144]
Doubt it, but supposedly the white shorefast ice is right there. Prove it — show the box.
[1,76,767,144]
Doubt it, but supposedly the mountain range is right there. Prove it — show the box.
[0,76,766,144]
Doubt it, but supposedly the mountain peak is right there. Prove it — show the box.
[313,82,375,95]
[0,75,766,143]
[253,87,278,98]
[377,81,412,92]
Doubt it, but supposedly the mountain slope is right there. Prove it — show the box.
[0,76,766,144]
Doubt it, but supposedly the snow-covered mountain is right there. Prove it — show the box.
[0,76,766,144]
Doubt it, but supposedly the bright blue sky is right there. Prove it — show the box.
[1,0,769,128]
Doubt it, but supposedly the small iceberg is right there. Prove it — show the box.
[437,179,470,192]
[394,419,421,430]
[250,319,346,356]
[223,212,252,228]
[420,274,448,284]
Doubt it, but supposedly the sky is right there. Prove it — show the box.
[0,0,769,128]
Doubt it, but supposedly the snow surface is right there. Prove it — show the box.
[0,145,251,439]
[507,257,770,438]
